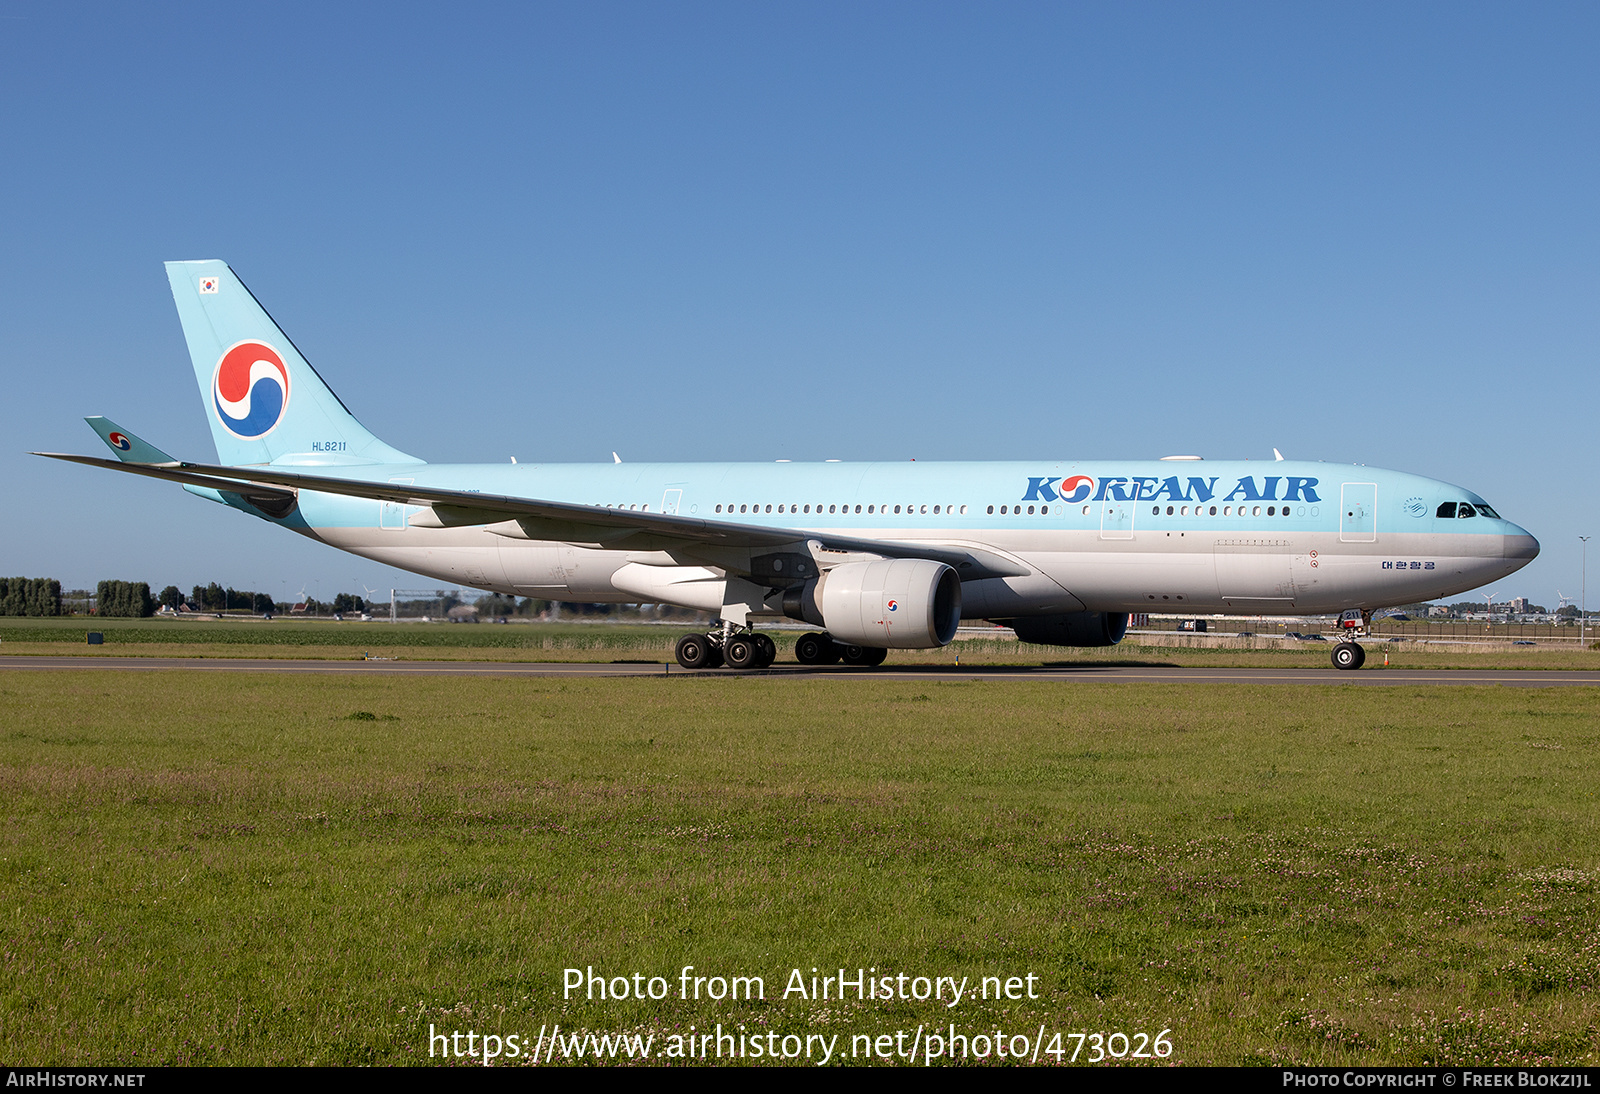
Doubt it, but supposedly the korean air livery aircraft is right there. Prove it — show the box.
[38,260,1540,671]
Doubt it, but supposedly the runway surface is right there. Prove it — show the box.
[2,655,1597,687]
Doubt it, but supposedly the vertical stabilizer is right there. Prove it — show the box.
[165,260,422,467]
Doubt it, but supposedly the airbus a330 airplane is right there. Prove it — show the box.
[39,260,1540,671]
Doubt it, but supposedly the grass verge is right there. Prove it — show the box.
[2,673,1597,1065]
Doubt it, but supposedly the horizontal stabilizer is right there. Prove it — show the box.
[36,452,298,514]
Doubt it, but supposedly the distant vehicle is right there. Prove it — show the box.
[1513,640,1536,646]
[1177,619,1207,632]
[1236,631,1255,637]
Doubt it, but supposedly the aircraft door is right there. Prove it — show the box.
[1099,485,1139,540]
[1340,483,1378,543]
[379,478,416,529]
[660,488,682,515]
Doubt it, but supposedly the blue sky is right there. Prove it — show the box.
[3,2,1595,607]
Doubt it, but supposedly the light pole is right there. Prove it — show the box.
[1583,536,1591,648]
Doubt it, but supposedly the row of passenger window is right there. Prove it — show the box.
[715,503,970,516]
[1151,504,1296,517]
[601,500,1320,520]
[985,503,1302,517]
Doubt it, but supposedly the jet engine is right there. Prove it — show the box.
[782,559,961,649]
[1007,611,1129,647]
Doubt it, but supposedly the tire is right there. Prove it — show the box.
[754,633,776,668]
[725,635,759,670]
[1332,641,1364,671]
[795,632,827,664]
[675,634,711,670]
[839,644,887,667]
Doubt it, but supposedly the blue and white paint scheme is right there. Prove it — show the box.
[39,260,1540,670]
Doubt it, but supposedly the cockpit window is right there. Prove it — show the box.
[1436,502,1457,518]
[1476,504,1500,519]
[1458,504,1476,518]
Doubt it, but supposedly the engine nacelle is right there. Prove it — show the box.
[1008,611,1129,647]
[783,559,961,649]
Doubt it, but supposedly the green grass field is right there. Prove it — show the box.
[2,670,1596,1065]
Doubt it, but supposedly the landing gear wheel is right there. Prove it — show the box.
[839,644,888,667]
[725,635,760,670]
[754,633,776,668]
[1332,641,1366,671]
[675,633,711,670]
[795,632,829,665]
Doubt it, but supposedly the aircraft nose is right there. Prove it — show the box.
[1502,532,1540,560]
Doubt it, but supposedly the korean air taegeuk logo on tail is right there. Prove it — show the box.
[213,341,290,439]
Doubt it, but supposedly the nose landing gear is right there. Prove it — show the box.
[1331,641,1366,670]
[1331,608,1372,670]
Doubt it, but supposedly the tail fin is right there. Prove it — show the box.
[84,416,177,464]
[165,260,422,467]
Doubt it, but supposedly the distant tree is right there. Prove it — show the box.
[159,585,183,611]
[252,592,276,614]
[96,580,154,618]
[0,578,62,617]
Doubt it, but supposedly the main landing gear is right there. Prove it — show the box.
[674,629,777,670]
[673,629,888,670]
[795,632,886,667]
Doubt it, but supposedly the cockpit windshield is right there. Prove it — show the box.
[1439,500,1501,520]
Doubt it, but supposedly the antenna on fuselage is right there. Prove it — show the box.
[1272,448,1286,461]
[613,452,622,464]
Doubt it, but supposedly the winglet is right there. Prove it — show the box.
[84,417,179,465]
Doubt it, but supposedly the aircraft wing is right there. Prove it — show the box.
[34,451,1031,581]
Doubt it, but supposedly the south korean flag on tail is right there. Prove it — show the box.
[199,276,219,294]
